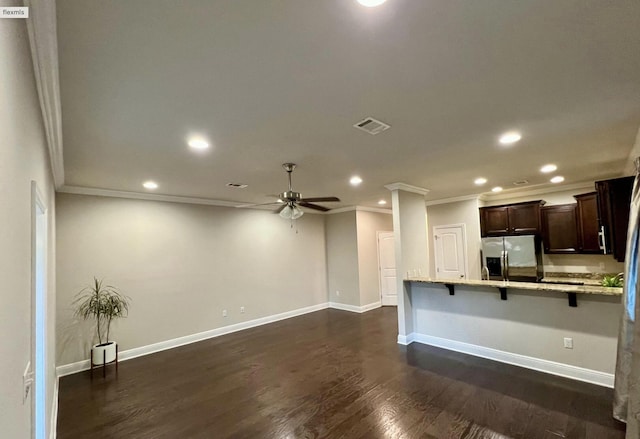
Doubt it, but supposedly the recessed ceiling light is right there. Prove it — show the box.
[143,181,158,190]
[499,131,522,145]
[357,0,387,7]
[188,137,209,150]
[550,176,565,184]
[350,176,363,186]
[474,177,487,185]
[378,200,387,205]
[540,164,557,173]
[491,186,503,193]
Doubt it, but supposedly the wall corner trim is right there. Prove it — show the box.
[384,183,430,196]
[56,302,330,377]
[329,301,382,313]
[406,332,614,388]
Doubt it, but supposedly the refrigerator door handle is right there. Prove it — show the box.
[500,250,506,280]
[598,226,607,253]
[504,251,509,281]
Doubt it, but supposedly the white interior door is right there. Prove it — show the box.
[377,232,397,306]
[433,225,467,280]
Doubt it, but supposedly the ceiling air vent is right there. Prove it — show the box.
[353,117,391,135]
[226,183,248,188]
[513,180,529,186]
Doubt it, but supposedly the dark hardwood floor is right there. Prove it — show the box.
[57,307,625,438]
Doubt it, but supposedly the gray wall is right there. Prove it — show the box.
[56,194,328,365]
[356,211,393,306]
[325,211,360,306]
[427,199,482,280]
[410,283,621,374]
[0,15,57,439]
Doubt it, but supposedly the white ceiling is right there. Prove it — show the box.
[56,0,640,208]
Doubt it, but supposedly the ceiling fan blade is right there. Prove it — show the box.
[299,202,331,212]
[235,201,282,209]
[300,196,340,203]
[274,204,287,214]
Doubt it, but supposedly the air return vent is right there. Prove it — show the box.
[226,183,248,188]
[513,180,529,186]
[353,117,391,135]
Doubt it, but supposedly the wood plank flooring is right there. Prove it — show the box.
[57,307,626,438]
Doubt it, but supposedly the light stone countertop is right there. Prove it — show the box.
[405,277,622,296]
[540,277,604,287]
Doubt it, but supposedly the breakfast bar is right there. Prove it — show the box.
[398,277,623,387]
[407,277,622,307]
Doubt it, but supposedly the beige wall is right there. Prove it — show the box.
[325,211,360,306]
[0,15,57,439]
[356,211,393,306]
[426,198,482,280]
[56,194,328,365]
[325,210,393,307]
[410,283,621,374]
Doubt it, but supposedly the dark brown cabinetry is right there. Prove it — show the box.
[574,192,601,253]
[541,205,579,254]
[480,201,545,237]
[596,176,634,262]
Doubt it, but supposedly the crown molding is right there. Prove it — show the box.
[26,0,65,188]
[58,185,242,207]
[425,194,481,207]
[326,206,392,215]
[384,182,430,196]
[479,181,596,203]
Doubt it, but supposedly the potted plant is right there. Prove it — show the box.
[73,277,131,365]
[602,273,624,288]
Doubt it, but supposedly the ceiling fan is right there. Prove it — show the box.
[237,163,341,219]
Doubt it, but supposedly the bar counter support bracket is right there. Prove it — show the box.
[498,287,507,301]
[567,292,577,307]
[445,284,455,295]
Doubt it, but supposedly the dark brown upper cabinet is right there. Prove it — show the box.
[574,192,602,253]
[541,204,579,254]
[480,201,545,237]
[596,176,634,262]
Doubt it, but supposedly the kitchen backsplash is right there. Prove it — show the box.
[543,253,624,275]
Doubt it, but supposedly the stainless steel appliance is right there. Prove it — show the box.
[481,235,542,282]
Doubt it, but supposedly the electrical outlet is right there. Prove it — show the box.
[222,309,227,317]
[563,337,573,349]
[336,290,340,297]
[240,306,245,314]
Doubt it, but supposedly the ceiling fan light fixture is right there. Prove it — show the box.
[279,204,304,220]
[292,205,304,219]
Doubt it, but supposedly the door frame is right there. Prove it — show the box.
[377,231,397,306]
[433,223,469,280]
[31,181,47,439]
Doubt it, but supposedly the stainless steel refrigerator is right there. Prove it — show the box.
[481,235,543,282]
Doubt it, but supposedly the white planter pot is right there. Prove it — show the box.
[92,341,117,365]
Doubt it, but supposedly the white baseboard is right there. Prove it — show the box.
[405,333,614,388]
[50,375,58,439]
[329,301,382,313]
[381,297,398,306]
[57,302,330,377]
[397,333,415,345]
